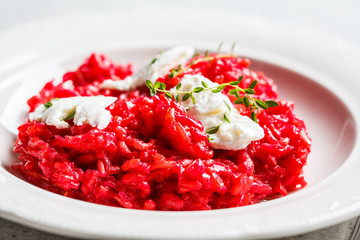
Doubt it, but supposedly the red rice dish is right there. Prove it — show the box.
[13,50,311,210]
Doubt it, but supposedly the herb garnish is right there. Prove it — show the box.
[150,58,158,64]
[145,76,279,123]
[43,98,59,109]
[205,123,222,134]
[44,101,53,109]
[223,113,230,123]
[146,49,279,142]
[207,135,214,143]
[63,108,76,121]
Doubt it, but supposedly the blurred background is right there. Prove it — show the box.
[0,0,359,44]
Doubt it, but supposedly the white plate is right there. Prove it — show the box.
[0,11,360,239]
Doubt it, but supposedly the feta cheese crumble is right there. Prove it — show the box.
[28,96,117,129]
[100,45,195,91]
[173,74,264,150]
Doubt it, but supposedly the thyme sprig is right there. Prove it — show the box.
[145,76,279,123]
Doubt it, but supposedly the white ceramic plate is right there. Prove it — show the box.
[0,11,360,239]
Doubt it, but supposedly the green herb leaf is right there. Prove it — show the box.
[145,80,153,89]
[150,58,157,64]
[223,100,231,112]
[193,87,204,93]
[201,81,208,88]
[235,89,240,99]
[244,88,255,94]
[250,111,257,122]
[237,76,243,82]
[63,109,76,121]
[182,93,191,101]
[255,99,268,110]
[228,89,236,95]
[165,92,172,99]
[176,83,182,91]
[217,85,226,91]
[175,95,180,102]
[243,96,250,108]
[168,69,176,78]
[205,124,221,134]
[44,101,53,109]
[223,113,230,123]
[249,80,257,89]
[154,81,161,89]
[229,81,239,86]
[211,89,221,93]
[265,100,279,107]
[159,82,166,90]
[234,98,244,104]
[190,93,196,104]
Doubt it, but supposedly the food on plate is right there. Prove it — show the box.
[13,46,311,210]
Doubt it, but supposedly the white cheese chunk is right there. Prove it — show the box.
[28,96,117,129]
[173,74,264,150]
[100,45,195,91]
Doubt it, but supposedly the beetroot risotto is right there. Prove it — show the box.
[13,46,311,210]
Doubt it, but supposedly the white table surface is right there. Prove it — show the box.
[0,0,359,239]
